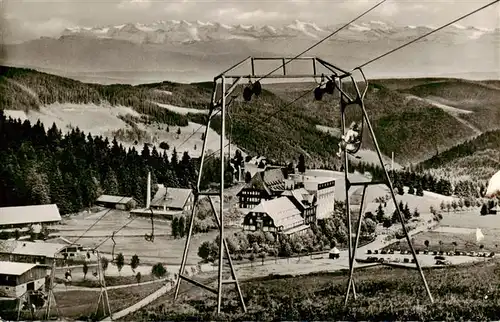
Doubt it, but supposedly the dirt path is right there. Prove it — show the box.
[53,276,172,293]
[406,94,482,136]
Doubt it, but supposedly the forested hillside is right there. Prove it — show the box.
[1,66,497,168]
[0,110,231,214]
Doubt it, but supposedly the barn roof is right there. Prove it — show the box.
[251,197,302,228]
[0,261,37,276]
[0,240,66,258]
[151,185,193,209]
[96,195,135,204]
[0,204,61,226]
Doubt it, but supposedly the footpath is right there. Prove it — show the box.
[53,276,172,293]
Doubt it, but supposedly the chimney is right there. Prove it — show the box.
[146,172,151,209]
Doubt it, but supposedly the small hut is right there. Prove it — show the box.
[329,247,340,259]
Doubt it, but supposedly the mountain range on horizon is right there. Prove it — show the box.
[1,19,498,84]
[57,19,499,44]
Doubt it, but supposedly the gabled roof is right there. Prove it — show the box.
[0,261,37,275]
[244,168,286,194]
[96,195,135,205]
[151,185,193,209]
[0,204,61,226]
[43,236,74,245]
[251,197,302,228]
[0,240,66,258]
[262,168,286,191]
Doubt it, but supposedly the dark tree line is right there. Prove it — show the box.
[347,161,482,198]
[0,111,228,215]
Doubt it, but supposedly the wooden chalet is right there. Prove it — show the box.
[237,168,291,209]
[0,240,67,266]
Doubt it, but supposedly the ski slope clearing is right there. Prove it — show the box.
[4,103,140,136]
[352,185,456,215]
[4,103,242,159]
[154,102,208,115]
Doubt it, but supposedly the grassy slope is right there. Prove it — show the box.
[1,66,494,166]
[130,261,500,321]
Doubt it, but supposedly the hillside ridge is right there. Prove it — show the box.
[1,66,498,171]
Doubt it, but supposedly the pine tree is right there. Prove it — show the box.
[179,216,186,238]
[103,167,119,195]
[172,217,179,238]
[26,166,51,205]
[480,204,488,216]
[404,203,411,221]
[298,154,306,173]
[408,184,415,195]
[376,204,385,223]
[416,184,424,196]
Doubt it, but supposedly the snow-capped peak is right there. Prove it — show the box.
[57,20,497,45]
[349,23,371,32]
[451,23,466,30]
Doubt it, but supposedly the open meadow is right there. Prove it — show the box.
[50,282,165,320]
[381,208,500,253]
[55,209,239,265]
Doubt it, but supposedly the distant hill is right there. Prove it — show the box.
[1,66,499,168]
[399,79,500,132]
[419,130,500,181]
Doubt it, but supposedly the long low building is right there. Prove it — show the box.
[0,262,47,298]
[96,195,137,210]
[0,204,61,230]
[0,240,67,265]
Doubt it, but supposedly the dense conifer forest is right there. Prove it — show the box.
[0,110,232,214]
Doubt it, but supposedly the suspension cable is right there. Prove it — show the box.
[67,207,114,247]
[174,1,386,153]
[356,0,500,69]
[92,216,137,251]
[202,84,320,162]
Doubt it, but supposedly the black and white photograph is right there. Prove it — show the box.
[0,0,499,320]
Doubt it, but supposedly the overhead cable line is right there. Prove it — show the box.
[92,216,137,251]
[175,1,385,153]
[67,206,115,247]
[202,85,320,162]
[254,0,387,83]
[175,97,239,152]
[355,0,500,69]
[174,110,220,152]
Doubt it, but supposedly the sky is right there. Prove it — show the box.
[1,0,499,43]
